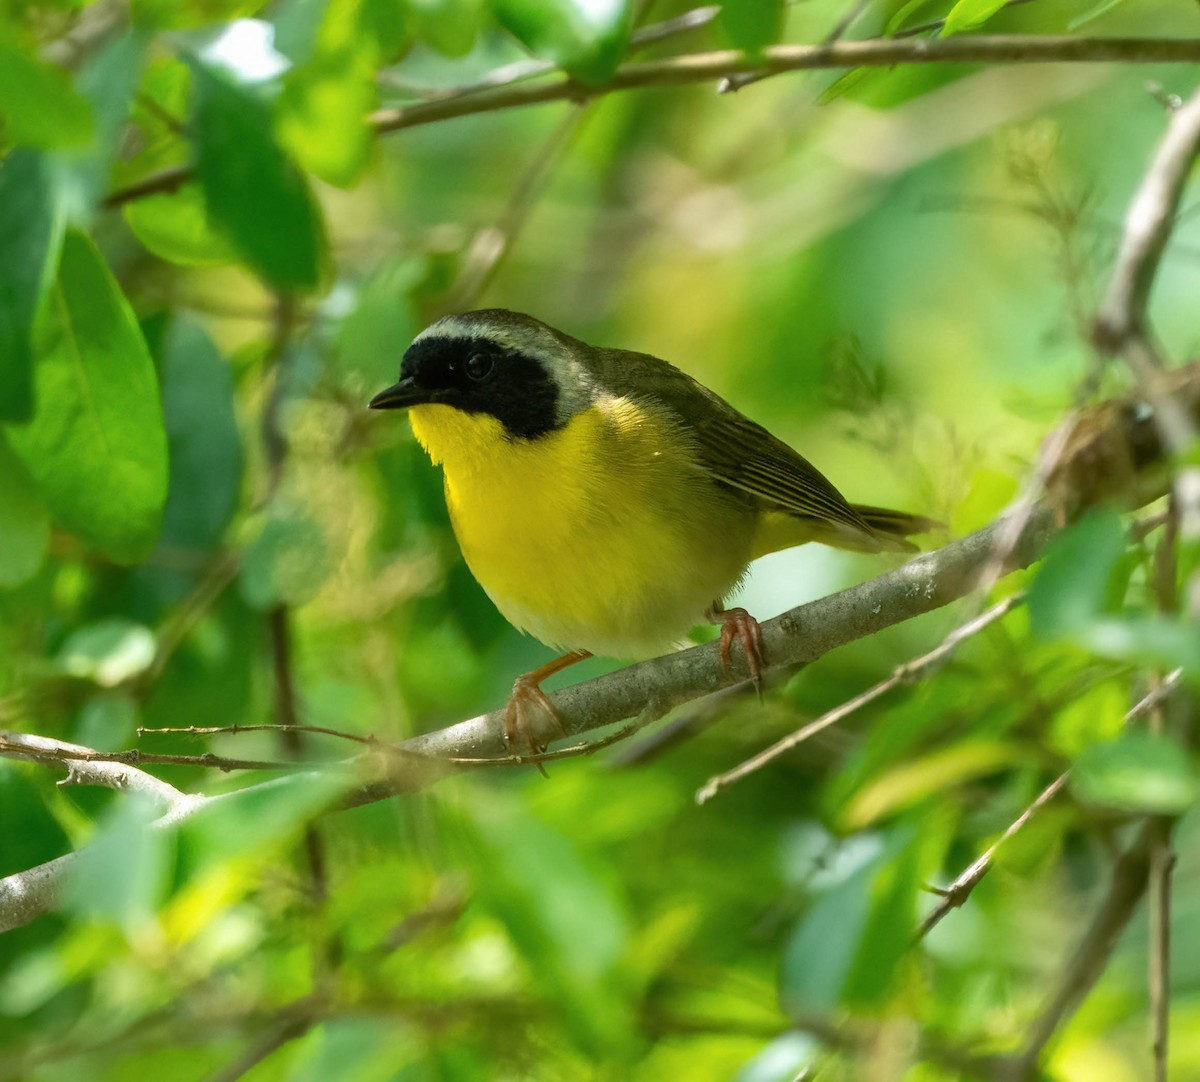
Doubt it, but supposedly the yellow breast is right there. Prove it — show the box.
[409,396,754,658]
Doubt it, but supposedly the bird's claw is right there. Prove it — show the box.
[503,675,567,759]
[713,605,766,693]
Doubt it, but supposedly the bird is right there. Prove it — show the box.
[369,309,935,750]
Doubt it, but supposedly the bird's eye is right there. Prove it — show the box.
[465,352,494,380]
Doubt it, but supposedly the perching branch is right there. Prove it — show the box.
[695,594,1025,804]
[102,35,1200,209]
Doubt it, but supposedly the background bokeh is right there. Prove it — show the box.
[3,1,1200,1079]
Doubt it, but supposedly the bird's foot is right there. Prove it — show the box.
[501,650,592,770]
[503,675,566,754]
[707,604,766,693]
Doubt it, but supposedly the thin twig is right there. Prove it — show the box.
[1093,88,1200,366]
[919,773,1067,938]
[917,668,1183,938]
[103,36,1200,209]
[0,731,192,809]
[139,723,379,746]
[695,595,1024,804]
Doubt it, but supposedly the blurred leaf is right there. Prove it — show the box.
[68,32,147,206]
[74,695,140,751]
[189,56,325,290]
[733,1032,820,1082]
[781,822,946,1014]
[58,619,157,687]
[0,150,64,422]
[1076,615,1200,675]
[1071,731,1200,814]
[361,0,414,60]
[0,435,50,588]
[492,0,631,84]
[719,0,786,51]
[240,505,333,609]
[133,0,270,29]
[941,0,1008,35]
[1068,0,1127,29]
[410,0,485,57]
[286,1019,410,1082]
[458,790,634,1055]
[124,183,240,266]
[840,741,1024,830]
[334,259,423,387]
[159,320,243,551]
[0,30,93,148]
[0,765,70,878]
[8,231,168,563]
[65,794,172,931]
[1027,509,1125,640]
[177,772,346,877]
[277,2,379,187]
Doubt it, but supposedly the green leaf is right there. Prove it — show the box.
[124,183,241,266]
[9,231,169,563]
[189,57,325,290]
[240,505,333,609]
[178,772,347,877]
[1071,732,1200,815]
[781,823,946,1014]
[159,320,243,551]
[65,794,173,931]
[941,0,1009,35]
[1077,616,1200,676]
[459,791,634,1055]
[492,0,631,84]
[410,0,484,58]
[0,31,94,148]
[0,150,64,422]
[1027,509,1126,640]
[277,2,379,187]
[1067,0,1127,30]
[719,0,786,51]
[0,434,50,587]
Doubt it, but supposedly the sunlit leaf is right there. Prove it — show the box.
[0,434,49,588]
[0,151,63,422]
[941,0,1008,35]
[1071,731,1200,814]
[124,183,241,265]
[410,0,485,57]
[58,620,157,687]
[0,31,93,148]
[840,741,1024,830]
[492,0,632,84]
[189,56,325,290]
[277,2,379,188]
[9,231,168,563]
[719,0,786,51]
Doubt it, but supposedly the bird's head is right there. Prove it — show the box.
[368,309,596,440]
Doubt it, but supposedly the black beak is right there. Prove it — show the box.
[368,376,426,410]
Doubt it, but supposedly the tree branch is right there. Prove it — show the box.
[103,36,1200,209]
[0,730,192,809]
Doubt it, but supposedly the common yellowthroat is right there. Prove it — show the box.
[369,310,934,746]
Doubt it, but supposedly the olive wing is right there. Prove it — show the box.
[594,348,875,535]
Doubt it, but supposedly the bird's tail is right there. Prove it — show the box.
[849,504,942,554]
